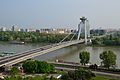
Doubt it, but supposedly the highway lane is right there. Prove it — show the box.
[0,40,84,67]
[0,46,51,63]
[0,42,70,62]
[0,41,67,65]
[0,44,54,64]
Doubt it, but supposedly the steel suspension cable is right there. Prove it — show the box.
[59,33,72,43]
[70,32,78,41]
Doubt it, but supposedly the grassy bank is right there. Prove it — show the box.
[92,76,117,80]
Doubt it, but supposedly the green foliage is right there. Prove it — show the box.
[90,29,106,36]
[92,76,116,80]
[10,67,20,75]
[92,38,103,45]
[61,68,95,80]
[0,31,77,43]
[4,75,115,80]
[79,51,90,65]
[4,75,58,80]
[100,50,116,69]
[92,31,120,46]
[22,60,55,73]
[4,76,22,80]
[24,75,49,80]
[75,68,95,80]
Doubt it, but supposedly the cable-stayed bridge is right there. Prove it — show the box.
[0,40,85,67]
[0,17,91,67]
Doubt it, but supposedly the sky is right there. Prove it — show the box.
[0,0,120,29]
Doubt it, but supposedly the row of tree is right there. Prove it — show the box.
[0,31,76,43]
[79,50,116,69]
[92,31,120,46]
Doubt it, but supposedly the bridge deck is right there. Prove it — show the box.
[0,40,84,67]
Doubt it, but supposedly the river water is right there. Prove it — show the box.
[0,42,120,68]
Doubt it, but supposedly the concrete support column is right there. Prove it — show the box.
[77,17,88,44]
[84,21,87,44]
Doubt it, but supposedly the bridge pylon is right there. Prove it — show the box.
[77,17,90,44]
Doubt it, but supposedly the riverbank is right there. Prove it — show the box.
[0,31,75,43]
[0,42,120,69]
[88,44,120,47]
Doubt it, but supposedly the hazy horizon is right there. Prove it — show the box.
[0,0,120,29]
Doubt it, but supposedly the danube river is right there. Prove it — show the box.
[0,42,120,68]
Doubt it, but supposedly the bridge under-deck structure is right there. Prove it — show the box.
[0,17,91,67]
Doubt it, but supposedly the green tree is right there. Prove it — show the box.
[0,31,77,43]
[100,50,116,69]
[10,67,20,75]
[22,60,54,73]
[4,76,22,80]
[61,68,95,80]
[22,60,38,73]
[79,51,90,65]
[75,68,95,80]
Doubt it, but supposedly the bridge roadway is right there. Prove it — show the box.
[0,40,84,67]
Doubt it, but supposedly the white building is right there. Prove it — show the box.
[0,27,6,31]
[11,25,21,32]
